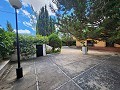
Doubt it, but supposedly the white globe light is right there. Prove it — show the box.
[9,0,22,9]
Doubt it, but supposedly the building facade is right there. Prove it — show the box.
[76,39,120,47]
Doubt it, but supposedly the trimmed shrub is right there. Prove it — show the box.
[0,28,49,60]
[19,34,48,59]
[62,40,76,46]
[19,35,36,59]
[48,33,62,52]
[0,28,15,59]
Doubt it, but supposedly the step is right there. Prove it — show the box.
[0,60,10,77]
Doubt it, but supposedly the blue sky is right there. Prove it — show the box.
[0,0,57,35]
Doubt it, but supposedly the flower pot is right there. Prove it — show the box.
[82,46,88,54]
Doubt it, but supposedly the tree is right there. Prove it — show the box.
[48,17,56,35]
[89,0,120,44]
[36,5,55,36]
[51,0,120,44]
[6,21,13,32]
[50,0,96,41]
[61,33,75,46]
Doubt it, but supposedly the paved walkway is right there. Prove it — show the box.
[71,46,120,53]
[0,46,120,90]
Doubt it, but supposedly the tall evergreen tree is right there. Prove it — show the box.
[36,5,55,36]
[48,16,55,35]
[44,5,49,35]
[36,7,45,35]
[6,21,13,32]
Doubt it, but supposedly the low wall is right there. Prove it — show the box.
[76,40,106,47]
[94,41,106,47]
[114,44,120,47]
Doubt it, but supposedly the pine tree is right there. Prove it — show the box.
[52,0,120,44]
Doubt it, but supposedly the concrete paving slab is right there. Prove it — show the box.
[12,75,36,90]
[35,58,70,90]
[0,46,120,90]
[0,60,36,90]
[73,57,120,90]
[57,81,82,90]
[52,55,107,78]
[51,55,91,66]
[0,72,36,90]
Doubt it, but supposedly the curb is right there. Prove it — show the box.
[0,60,10,78]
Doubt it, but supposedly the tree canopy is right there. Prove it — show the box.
[51,0,120,44]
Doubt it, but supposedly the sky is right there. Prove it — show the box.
[0,0,57,35]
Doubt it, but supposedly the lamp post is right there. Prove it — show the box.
[9,0,23,79]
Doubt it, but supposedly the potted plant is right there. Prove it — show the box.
[81,41,88,55]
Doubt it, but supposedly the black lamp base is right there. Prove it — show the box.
[16,67,23,79]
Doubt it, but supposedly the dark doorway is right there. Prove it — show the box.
[87,40,94,46]
[36,45,43,57]
[106,42,114,47]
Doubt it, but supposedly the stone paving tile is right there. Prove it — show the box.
[57,81,82,90]
[73,57,120,90]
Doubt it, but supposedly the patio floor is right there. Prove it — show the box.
[0,46,120,90]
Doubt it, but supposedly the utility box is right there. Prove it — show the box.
[36,44,46,57]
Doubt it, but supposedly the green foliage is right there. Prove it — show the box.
[36,6,55,36]
[19,34,48,59]
[53,0,120,44]
[109,30,120,44]
[19,35,36,58]
[61,33,76,46]
[0,28,15,59]
[6,21,13,32]
[0,27,49,60]
[34,35,48,45]
[48,33,62,51]
[59,16,102,41]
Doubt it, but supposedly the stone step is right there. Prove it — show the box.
[0,60,10,77]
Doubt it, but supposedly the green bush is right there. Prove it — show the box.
[61,33,75,46]
[0,28,15,59]
[19,34,48,59]
[0,28,49,60]
[19,35,36,59]
[34,35,48,45]
[62,40,76,46]
[48,33,62,52]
